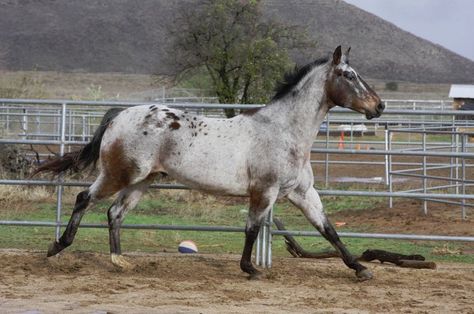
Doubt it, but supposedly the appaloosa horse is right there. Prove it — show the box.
[34,46,383,280]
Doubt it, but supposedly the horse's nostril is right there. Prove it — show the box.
[377,102,385,111]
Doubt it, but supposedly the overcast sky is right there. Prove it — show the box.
[344,0,474,61]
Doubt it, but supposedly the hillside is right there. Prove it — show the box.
[0,0,473,83]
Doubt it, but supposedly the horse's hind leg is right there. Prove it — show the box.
[240,186,278,279]
[288,186,373,281]
[107,176,155,268]
[47,190,91,256]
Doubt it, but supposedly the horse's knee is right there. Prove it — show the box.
[245,223,260,238]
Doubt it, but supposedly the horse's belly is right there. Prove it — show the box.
[168,168,249,196]
[161,149,249,196]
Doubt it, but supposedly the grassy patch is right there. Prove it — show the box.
[0,189,473,263]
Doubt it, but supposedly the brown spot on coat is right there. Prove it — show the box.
[98,139,138,198]
[247,172,278,211]
[169,121,181,130]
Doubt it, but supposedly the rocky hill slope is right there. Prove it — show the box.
[0,0,473,83]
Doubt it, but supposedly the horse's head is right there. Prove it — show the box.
[326,46,384,119]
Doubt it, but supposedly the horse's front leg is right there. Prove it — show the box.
[240,186,278,279]
[288,186,373,281]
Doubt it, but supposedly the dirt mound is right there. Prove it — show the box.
[0,250,473,313]
[331,199,473,236]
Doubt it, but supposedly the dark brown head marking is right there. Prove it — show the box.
[169,121,181,130]
[162,108,169,112]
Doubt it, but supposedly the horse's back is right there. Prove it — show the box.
[98,104,253,195]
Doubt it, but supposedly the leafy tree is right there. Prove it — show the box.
[168,0,315,117]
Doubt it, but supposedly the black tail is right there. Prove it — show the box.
[32,107,124,176]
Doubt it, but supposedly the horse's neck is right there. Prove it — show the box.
[263,70,330,150]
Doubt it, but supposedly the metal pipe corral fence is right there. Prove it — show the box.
[1,98,473,268]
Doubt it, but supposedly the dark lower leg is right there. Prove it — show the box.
[47,190,90,256]
[322,221,367,274]
[240,224,261,275]
[108,204,123,256]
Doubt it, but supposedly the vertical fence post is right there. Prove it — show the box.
[450,116,456,192]
[35,112,40,140]
[255,207,272,268]
[461,134,466,220]
[55,103,67,241]
[68,108,73,143]
[422,129,428,215]
[265,208,273,268]
[325,113,330,187]
[384,123,389,186]
[388,128,393,208]
[455,133,460,194]
[22,108,28,139]
[350,121,354,149]
[5,105,10,134]
[82,115,87,142]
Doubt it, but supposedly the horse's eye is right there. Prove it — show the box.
[343,71,355,80]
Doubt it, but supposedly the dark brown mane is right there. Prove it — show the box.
[272,57,329,101]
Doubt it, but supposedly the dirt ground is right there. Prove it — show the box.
[1,138,473,313]
[330,199,473,237]
[0,250,473,314]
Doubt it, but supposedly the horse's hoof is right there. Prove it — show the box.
[248,272,262,280]
[356,268,373,281]
[248,270,263,280]
[111,254,133,269]
[47,241,63,257]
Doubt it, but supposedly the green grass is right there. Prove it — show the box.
[0,194,472,264]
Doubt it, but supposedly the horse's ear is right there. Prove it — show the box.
[343,46,351,64]
[333,46,342,65]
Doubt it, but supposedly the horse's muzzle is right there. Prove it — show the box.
[366,102,384,120]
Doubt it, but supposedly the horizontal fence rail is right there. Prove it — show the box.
[1,98,473,268]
